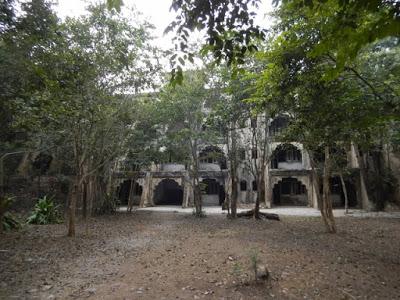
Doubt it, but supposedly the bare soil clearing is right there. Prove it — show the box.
[1,212,399,299]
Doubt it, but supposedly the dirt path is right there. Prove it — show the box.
[1,212,399,299]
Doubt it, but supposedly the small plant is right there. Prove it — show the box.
[232,261,243,278]
[1,195,21,232]
[26,195,62,224]
[249,248,260,281]
[2,212,22,231]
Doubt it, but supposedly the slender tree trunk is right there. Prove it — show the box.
[0,157,5,234]
[194,185,202,215]
[37,174,41,198]
[0,200,5,234]
[82,180,87,220]
[68,179,80,237]
[254,172,264,219]
[321,146,336,233]
[230,174,238,218]
[339,172,349,214]
[127,178,134,212]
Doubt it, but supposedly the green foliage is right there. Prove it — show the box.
[167,0,265,83]
[0,194,14,211]
[26,195,62,225]
[1,195,21,231]
[249,248,260,280]
[96,193,119,215]
[2,212,22,231]
[232,261,244,278]
[106,0,123,12]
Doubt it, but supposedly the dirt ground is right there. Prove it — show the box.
[1,211,399,300]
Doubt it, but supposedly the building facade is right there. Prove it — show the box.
[115,114,372,210]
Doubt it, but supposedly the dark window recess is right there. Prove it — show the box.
[240,180,247,191]
[277,150,286,162]
[281,181,291,194]
[252,149,258,159]
[250,118,257,128]
[252,181,257,191]
[208,181,219,194]
[269,116,289,136]
[239,149,246,160]
[271,159,278,169]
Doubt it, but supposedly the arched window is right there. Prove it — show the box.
[269,116,289,136]
[271,144,302,165]
[199,146,227,169]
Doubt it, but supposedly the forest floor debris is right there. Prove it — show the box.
[1,211,399,299]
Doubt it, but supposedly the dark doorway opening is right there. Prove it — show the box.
[201,178,225,205]
[154,179,183,205]
[330,177,358,208]
[273,177,308,206]
[118,180,142,205]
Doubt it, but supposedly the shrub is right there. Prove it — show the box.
[2,212,22,231]
[95,193,118,215]
[1,195,22,231]
[26,195,62,224]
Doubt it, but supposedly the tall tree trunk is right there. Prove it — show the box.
[321,146,336,233]
[127,178,134,212]
[0,198,5,234]
[194,184,202,215]
[254,173,264,219]
[37,174,41,198]
[229,125,238,218]
[339,172,349,214]
[82,180,88,220]
[230,174,238,218]
[68,178,80,237]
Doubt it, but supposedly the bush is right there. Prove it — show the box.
[95,193,118,215]
[1,195,22,231]
[26,195,62,224]
[2,212,22,231]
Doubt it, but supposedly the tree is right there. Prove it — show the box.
[206,66,249,218]
[168,0,399,81]
[0,0,60,233]
[158,70,218,216]
[247,2,399,231]
[21,3,162,236]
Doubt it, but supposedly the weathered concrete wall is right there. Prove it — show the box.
[161,164,185,172]
[199,163,221,171]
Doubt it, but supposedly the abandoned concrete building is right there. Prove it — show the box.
[115,112,377,210]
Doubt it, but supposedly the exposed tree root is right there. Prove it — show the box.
[237,209,280,221]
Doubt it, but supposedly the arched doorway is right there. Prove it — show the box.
[270,144,302,169]
[199,146,227,169]
[118,180,143,205]
[273,177,308,206]
[330,177,358,208]
[201,178,225,206]
[153,179,183,205]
